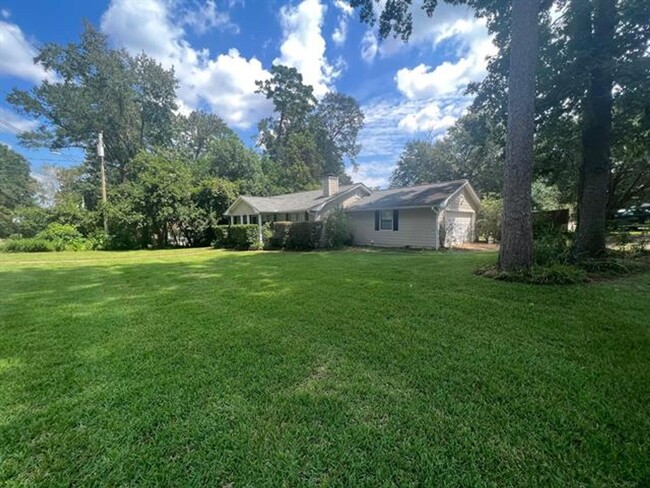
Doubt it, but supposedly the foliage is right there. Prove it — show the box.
[0,144,35,209]
[323,207,353,248]
[172,111,234,162]
[0,237,54,253]
[285,221,323,251]
[256,65,364,192]
[8,206,51,238]
[221,224,261,250]
[269,221,292,249]
[390,113,503,195]
[197,136,264,194]
[36,223,87,251]
[533,228,572,267]
[8,24,178,184]
[213,226,232,249]
[475,195,503,241]
[477,263,588,285]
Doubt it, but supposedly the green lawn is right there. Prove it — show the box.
[1,248,649,487]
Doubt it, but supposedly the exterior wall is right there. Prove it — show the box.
[228,199,257,216]
[441,186,479,246]
[348,207,437,248]
[445,186,478,213]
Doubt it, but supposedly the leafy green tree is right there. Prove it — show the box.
[255,66,364,192]
[0,144,35,209]
[313,92,364,173]
[390,113,503,194]
[256,65,317,155]
[173,111,234,162]
[198,135,264,194]
[8,23,177,184]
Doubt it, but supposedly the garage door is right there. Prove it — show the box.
[445,211,473,247]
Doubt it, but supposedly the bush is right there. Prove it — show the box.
[476,263,587,285]
[36,223,87,251]
[285,221,323,251]
[212,224,260,250]
[270,222,292,249]
[1,238,54,253]
[323,207,352,248]
[213,225,232,248]
[475,195,502,242]
[533,227,572,266]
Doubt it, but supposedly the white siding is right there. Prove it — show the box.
[442,186,479,246]
[445,186,478,212]
[349,208,437,248]
[228,199,257,216]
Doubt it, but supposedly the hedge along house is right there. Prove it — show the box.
[345,180,480,249]
[223,177,480,249]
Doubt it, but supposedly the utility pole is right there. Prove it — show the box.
[97,131,109,235]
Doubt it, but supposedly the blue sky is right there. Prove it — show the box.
[0,0,494,188]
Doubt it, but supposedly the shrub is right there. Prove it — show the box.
[1,238,54,253]
[475,195,502,242]
[476,264,587,285]
[323,207,352,248]
[533,227,572,266]
[270,222,292,249]
[285,221,323,251]
[36,223,87,251]
[224,224,261,250]
[213,225,232,248]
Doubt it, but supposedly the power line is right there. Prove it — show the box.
[0,117,83,165]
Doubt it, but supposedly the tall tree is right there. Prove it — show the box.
[390,113,503,194]
[255,65,364,192]
[8,23,177,184]
[0,144,35,209]
[313,92,365,173]
[173,111,234,162]
[498,0,540,272]
[256,65,317,156]
[573,0,616,257]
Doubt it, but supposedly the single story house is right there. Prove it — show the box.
[223,177,480,249]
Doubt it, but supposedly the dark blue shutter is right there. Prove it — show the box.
[374,210,380,231]
[393,209,399,231]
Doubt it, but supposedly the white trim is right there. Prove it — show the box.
[224,196,261,216]
[440,181,481,211]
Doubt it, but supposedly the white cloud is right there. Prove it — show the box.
[0,107,38,134]
[274,0,338,98]
[101,0,271,128]
[1,9,10,19]
[181,0,239,34]
[0,21,55,83]
[360,30,378,63]
[332,0,353,46]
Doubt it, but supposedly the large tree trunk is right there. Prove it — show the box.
[574,0,615,258]
[498,0,540,272]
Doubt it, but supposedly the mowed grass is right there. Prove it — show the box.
[0,248,649,487]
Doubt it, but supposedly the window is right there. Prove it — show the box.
[249,215,258,225]
[233,216,241,225]
[380,210,393,230]
[288,213,304,222]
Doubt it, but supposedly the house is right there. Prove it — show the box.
[223,177,480,249]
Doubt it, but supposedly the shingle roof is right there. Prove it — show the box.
[233,185,357,214]
[346,180,468,212]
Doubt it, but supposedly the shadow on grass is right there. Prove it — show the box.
[1,250,649,486]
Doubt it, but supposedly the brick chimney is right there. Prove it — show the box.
[322,176,339,197]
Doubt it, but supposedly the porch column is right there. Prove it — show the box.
[258,214,263,247]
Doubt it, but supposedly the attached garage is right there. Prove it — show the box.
[346,180,481,249]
